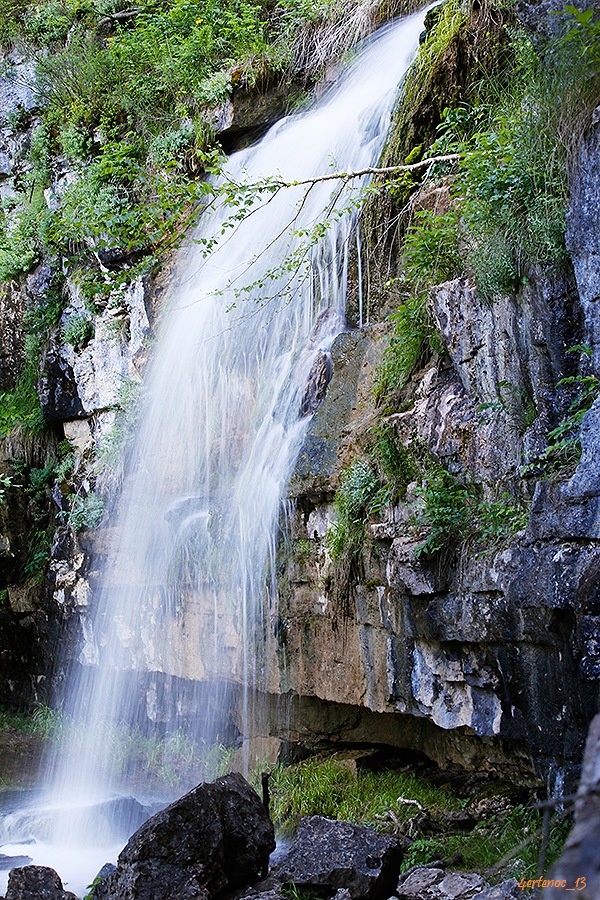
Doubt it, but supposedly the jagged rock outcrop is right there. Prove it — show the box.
[544,713,600,898]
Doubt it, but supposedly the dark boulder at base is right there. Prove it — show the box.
[4,865,78,900]
[277,815,402,900]
[94,772,275,900]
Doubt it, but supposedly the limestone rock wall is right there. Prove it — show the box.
[269,110,600,785]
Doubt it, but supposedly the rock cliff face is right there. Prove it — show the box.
[262,110,600,785]
[0,4,598,790]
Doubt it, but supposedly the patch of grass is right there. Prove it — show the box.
[403,804,570,881]
[268,755,570,883]
[0,703,67,738]
[90,722,236,789]
[269,755,459,837]
[423,11,600,303]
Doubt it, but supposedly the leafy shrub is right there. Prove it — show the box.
[367,422,418,502]
[413,467,471,557]
[402,208,462,288]
[525,364,599,479]
[413,465,528,558]
[0,474,13,504]
[62,313,95,348]
[66,492,105,531]
[374,293,440,402]
[326,460,381,562]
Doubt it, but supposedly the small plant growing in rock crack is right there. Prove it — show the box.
[524,354,599,479]
[413,466,529,559]
[478,380,537,434]
[0,473,13,504]
[62,491,105,532]
[373,290,441,403]
[62,313,95,350]
[326,460,384,563]
[367,422,419,502]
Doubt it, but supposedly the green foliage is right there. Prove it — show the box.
[413,467,471,557]
[88,722,235,789]
[404,803,570,880]
[62,313,95,348]
[64,491,105,532]
[367,422,418,502]
[269,755,459,837]
[0,202,40,282]
[478,380,537,434]
[474,493,529,548]
[414,465,528,558]
[0,374,43,438]
[423,12,600,302]
[95,376,145,479]
[326,460,381,562]
[402,208,462,288]
[0,474,12,504]
[34,1,266,143]
[525,352,599,478]
[374,293,439,402]
[0,702,67,737]
[269,754,569,882]
[83,877,103,900]
[17,463,56,579]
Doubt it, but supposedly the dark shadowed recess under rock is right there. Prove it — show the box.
[93,772,275,900]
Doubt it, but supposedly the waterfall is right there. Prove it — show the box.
[0,9,427,895]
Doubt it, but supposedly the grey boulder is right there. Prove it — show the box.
[277,815,402,899]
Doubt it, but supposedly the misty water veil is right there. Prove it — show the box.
[0,10,428,895]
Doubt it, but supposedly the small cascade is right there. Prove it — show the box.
[0,9,428,895]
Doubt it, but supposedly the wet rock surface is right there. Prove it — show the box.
[277,815,402,900]
[545,713,600,898]
[94,773,275,900]
[3,866,78,900]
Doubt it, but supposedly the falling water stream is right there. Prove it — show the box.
[0,10,427,896]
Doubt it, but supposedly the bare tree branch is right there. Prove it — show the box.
[286,153,462,187]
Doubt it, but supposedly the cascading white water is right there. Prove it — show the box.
[0,9,428,896]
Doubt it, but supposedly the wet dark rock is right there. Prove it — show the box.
[94,863,117,882]
[300,351,332,417]
[289,330,370,497]
[567,107,600,377]
[4,866,78,900]
[545,713,600,898]
[478,881,521,899]
[277,815,402,899]
[95,773,275,900]
[37,349,85,422]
